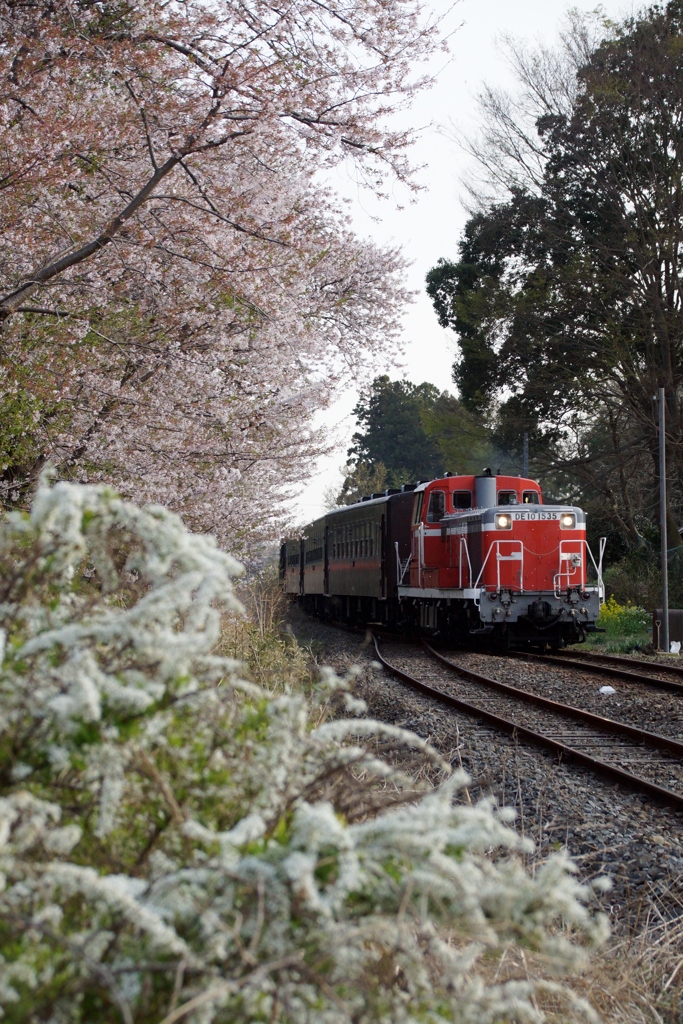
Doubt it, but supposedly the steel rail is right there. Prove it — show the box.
[372,635,683,811]
[556,648,683,677]
[423,643,683,754]
[504,649,683,694]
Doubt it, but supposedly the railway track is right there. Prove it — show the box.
[372,636,683,812]
[559,648,683,676]
[506,648,683,694]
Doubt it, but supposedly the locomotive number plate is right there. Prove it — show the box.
[510,511,565,520]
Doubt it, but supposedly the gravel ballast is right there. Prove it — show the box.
[287,609,683,928]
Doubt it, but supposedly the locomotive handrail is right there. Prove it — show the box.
[495,540,524,593]
[472,542,495,594]
[555,538,607,601]
[395,541,411,585]
[458,535,472,589]
[554,539,587,596]
[473,539,525,594]
[589,538,606,604]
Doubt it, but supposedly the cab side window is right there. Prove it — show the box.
[426,490,446,523]
[412,492,424,524]
[452,491,472,509]
[522,491,540,504]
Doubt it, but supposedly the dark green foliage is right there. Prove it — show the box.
[427,192,551,420]
[338,376,496,506]
[334,461,389,507]
[427,1,683,564]
[604,546,683,609]
[347,376,446,487]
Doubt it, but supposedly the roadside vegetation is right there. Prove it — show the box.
[0,0,443,549]
[221,562,314,696]
[0,479,609,1023]
[332,4,683,609]
[426,3,683,578]
[570,597,652,654]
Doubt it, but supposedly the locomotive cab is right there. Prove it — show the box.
[404,472,604,647]
[282,470,605,649]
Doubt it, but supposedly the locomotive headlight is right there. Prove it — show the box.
[495,513,512,530]
[560,513,576,529]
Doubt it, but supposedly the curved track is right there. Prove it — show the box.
[372,636,683,812]
[505,649,683,694]
[564,649,683,675]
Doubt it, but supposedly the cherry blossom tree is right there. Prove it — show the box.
[0,0,445,542]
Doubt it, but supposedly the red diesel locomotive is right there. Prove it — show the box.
[280,471,606,648]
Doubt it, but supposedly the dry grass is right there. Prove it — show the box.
[441,889,683,1024]
[588,888,683,1024]
[569,926,679,1023]
[465,936,671,1024]
[220,562,314,693]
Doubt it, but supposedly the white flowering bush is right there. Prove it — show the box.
[0,480,606,1023]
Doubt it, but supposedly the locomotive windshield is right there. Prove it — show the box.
[452,491,472,509]
[426,490,446,522]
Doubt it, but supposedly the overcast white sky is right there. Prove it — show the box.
[293,0,632,522]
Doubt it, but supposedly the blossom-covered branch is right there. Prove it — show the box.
[0,0,442,537]
[0,478,606,1022]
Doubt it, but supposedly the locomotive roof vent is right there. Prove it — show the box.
[371,491,384,499]
[401,483,417,492]
[360,496,372,502]
[385,488,400,495]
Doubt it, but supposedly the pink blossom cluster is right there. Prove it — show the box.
[0,0,444,543]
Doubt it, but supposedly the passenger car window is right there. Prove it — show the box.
[427,490,446,523]
[522,491,540,504]
[452,491,472,510]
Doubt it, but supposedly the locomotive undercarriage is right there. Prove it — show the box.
[298,586,601,650]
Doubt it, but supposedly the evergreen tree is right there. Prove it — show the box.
[347,376,446,488]
[427,3,683,550]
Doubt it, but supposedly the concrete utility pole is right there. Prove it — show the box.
[523,432,529,478]
[658,387,670,653]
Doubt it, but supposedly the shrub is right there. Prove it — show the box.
[603,548,683,611]
[220,560,313,695]
[0,479,606,1022]
[597,596,650,637]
